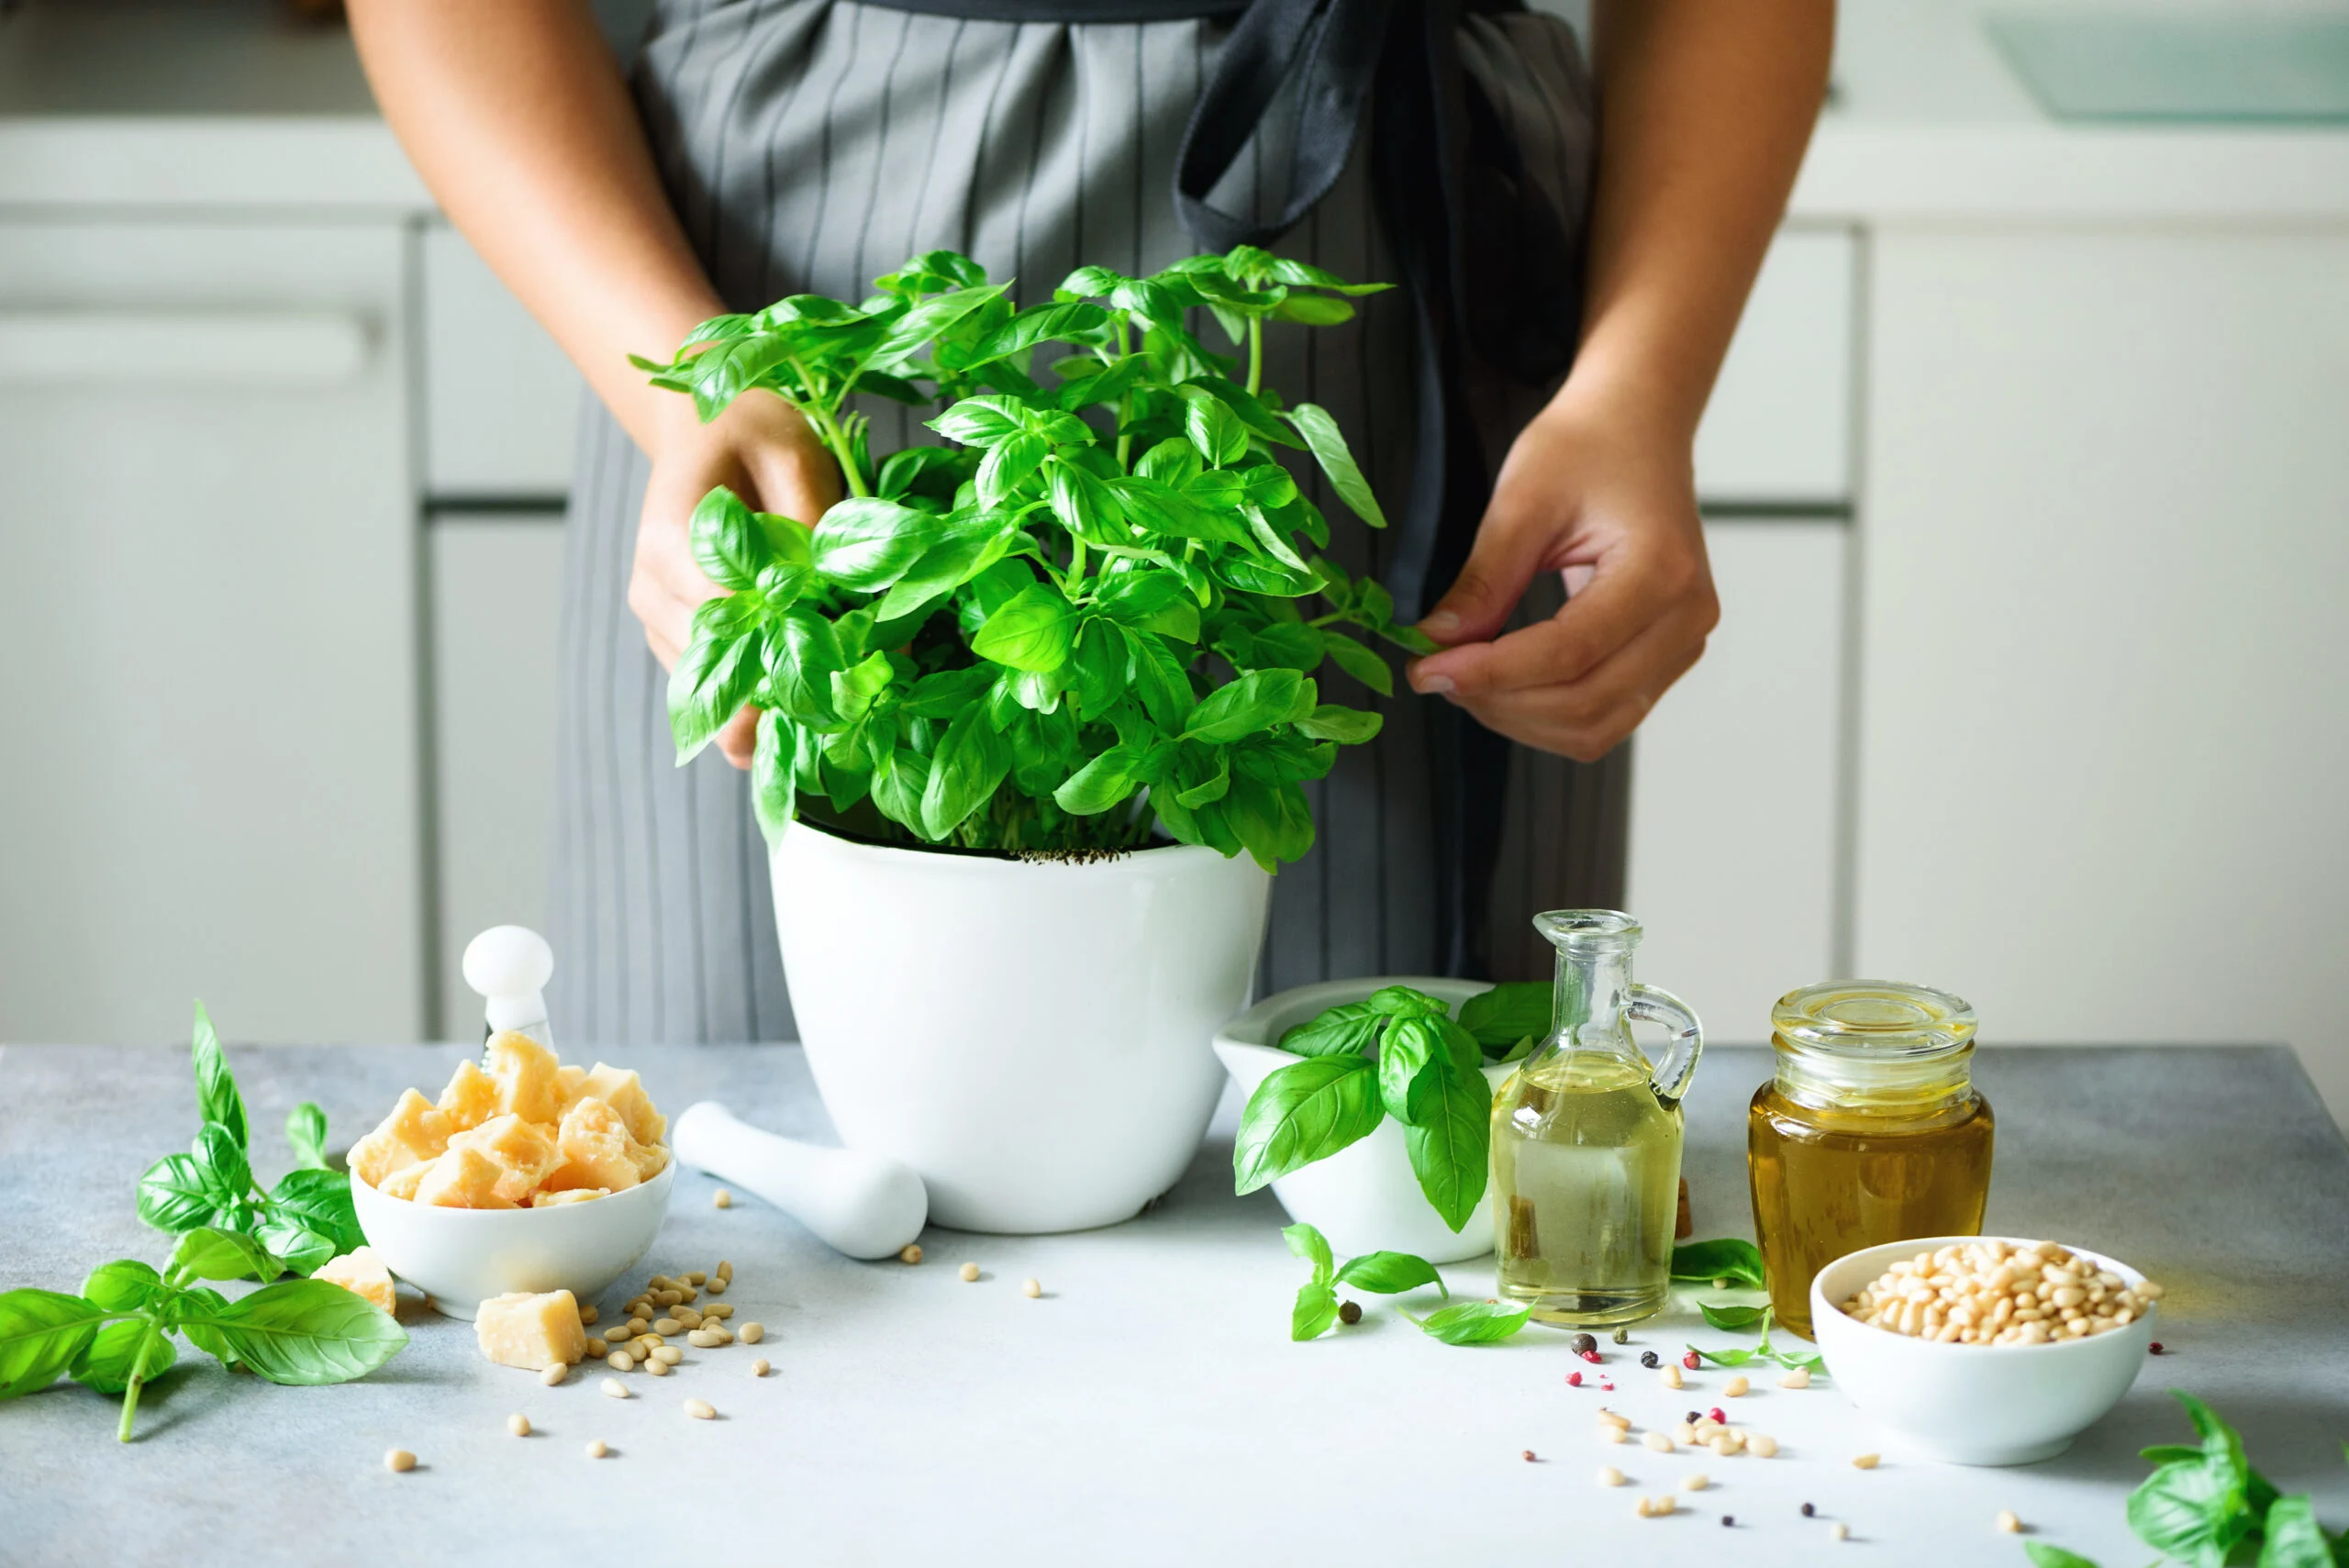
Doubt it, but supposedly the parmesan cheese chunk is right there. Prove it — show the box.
[553,1062,588,1112]
[542,1096,651,1194]
[475,1290,586,1370]
[531,1187,609,1207]
[415,1144,518,1209]
[485,1030,564,1126]
[348,1089,451,1190]
[314,1246,397,1314]
[436,1059,501,1134]
[443,1113,562,1205]
[579,1063,666,1147]
[378,1161,431,1201]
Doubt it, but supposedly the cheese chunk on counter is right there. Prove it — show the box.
[475,1290,586,1370]
[443,1113,562,1205]
[436,1059,501,1135]
[314,1246,396,1314]
[348,1090,451,1190]
[414,1144,518,1209]
[580,1064,666,1147]
[485,1030,564,1126]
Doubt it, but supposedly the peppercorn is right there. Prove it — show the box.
[1611,1328,1630,1344]
[1801,1503,1816,1518]
[2150,1341,2165,1354]
[1640,1351,1660,1368]
[1522,1450,1537,1462]
[1569,1332,1598,1355]
[1567,1371,1583,1387]
[1580,1349,1602,1363]
[1721,1517,1735,1529]
[1682,1350,1701,1371]
[1338,1300,1363,1325]
[1709,1407,1727,1424]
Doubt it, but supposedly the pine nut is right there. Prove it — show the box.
[645,1356,670,1377]
[607,1351,635,1373]
[585,1440,609,1459]
[1853,1452,1880,1470]
[1683,1473,1709,1492]
[540,1363,568,1387]
[636,1333,664,1351]
[584,1339,607,1360]
[507,1414,531,1438]
[651,1345,683,1365]
[1659,1364,1683,1390]
[685,1272,707,1286]
[1599,1426,1629,1445]
[1747,1434,1778,1458]
[1829,1522,1850,1541]
[717,1260,733,1282]
[653,1318,682,1336]
[1022,1278,1042,1298]
[656,1290,683,1307]
[751,1358,771,1376]
[1709,1435,1736,1457]
[676,1285,698,1303]
[1997,1510,2021,1533]
[627,1318,650,1337]
[740,1322,764,1344]
[705,1278,726,1296]
[1642,1431,1674,1453]
[384,1448,417,1473]
[1596,1407,1632,1429]
[579,1305,599,1327]
[899,1245,923,1264]
[1778,1367,1811,1389]
[714,1188,732,1208]
[688,1329,721,1349]
[1597,1466,1626,1486]
[1723,1374,1749,1397]
[673,1307,703,1329]
[684,1398,716,1420]
[601,1378,630,1399]
[960,1262,981,1282]
[703,1303,734,1318]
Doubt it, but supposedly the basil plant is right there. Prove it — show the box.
[633,246,1433,865]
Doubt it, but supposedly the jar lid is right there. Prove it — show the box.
[1772,980,1976,1061]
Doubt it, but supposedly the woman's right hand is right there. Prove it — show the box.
[630,395,844,768]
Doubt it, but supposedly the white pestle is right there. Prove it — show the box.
[462,925,556,1049]
[672,1103,928,1261]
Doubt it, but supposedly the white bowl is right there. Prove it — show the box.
[351,1162,674,1319]
[1213,977,1515,1263]
[1810,1235,2159,1465]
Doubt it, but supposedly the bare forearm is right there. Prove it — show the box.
[1564,0,1834,439]
[347,0,718,453]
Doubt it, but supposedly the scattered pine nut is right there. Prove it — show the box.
[507,1414,531,1438]
[1642,1431,1674,1453]
[714,1188,732,1208]
[1709,1436,1736,1457]
[740,1322,764,1344]
[1723,1374,1749,1397]
[645,1357,671,1378]
[1996,1510,2022,1533]
[899,1244,923,1264]
[1829,1522,1850,1541]
[687,1329,721,1349]
[384,1448,417,1473]
[703,1303,733,1319]
[676,1285,698,1303]
[685,1272,707,1286]
[1600,1426,1629,1445]
[705,1278,726,1296]
[607,1351,635,1373]
[584,1440,608,1459]
[1852,1453,1880,1470]
[635,1334,664,1351]
[540,1363,568,1387]
[1747,1434,1779,1459]
[1596,1407,1631,1429]
[656,1290,683,1307]
[1597,1466,1627,1487]
[1637,1495,1676,1518]
[653,1318,682,1336]
[717,1260,733,1281]
[651,1345,683,1365]
[584,1338,607,1360]
[601,1377,631,1399]
[579,1305,599,1327]
[960,1262,981,1282]
[751,1358,771,1377]
[1779,1367,1811,1389]
[1659,1363,1684,1390]
[673,1307,703,1329]
[1022,1278,1042,1298]
[626,1318,650,1337]
[1683,1473,1710,1492]
[684,1398,716,1420]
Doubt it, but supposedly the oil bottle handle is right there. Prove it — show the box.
[1626,984,1704,1108]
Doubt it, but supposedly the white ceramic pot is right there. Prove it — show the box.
[1810,1236,2159,1465]
[351,1162,674,1319]
[773,817,1272,1234]
[1213,976,1515,1264]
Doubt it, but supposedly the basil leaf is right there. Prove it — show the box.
[1292,1281,1341,1342]
[1669,1239,1766,1288]
[1052,744,1141,816]
[2127,1457,2253,1568]
[169,1227,285,1285]
[1320,630,1393,696]
[251,1223,339,1278]
[2023,1546,2106,1568]
[928,394,1027,449]
[1403,1065,1491,1233]
[0,1290,112,1397]
[263,1168,365,1262]
[1282,1221,1334,1287]
[975,431,1048,508]
[2141,1445,2206,1466]
[1457,982,1553,1053]
[829,651,895,723]
[178,1279,406,1386]
[1275,293,1355,327]
[173,1286,239,1367]
[1232,1056,1384,1195]
[766,606,845,724]
[1410,1300,1531,1346]
[869,748,932,835]
[1691,1345,1761,1367]
[1092,569,1200,642]
[920,705,1012,840]
[136,1151,233,1235]
[971,584,1077,673]
[1284,403,1386,528]
[1334,1251,1447,1297]
[1377,1016,1440,1126]
[751,711,798,842]
[1288,703,1380,746]
[1179,387,1249,466]
[1699,1301,1770,1331]
[72,1318,177,1396]
[812,497,946,591]
[1277,1001,1386,1061]
[188,1001,249,1151]
[83,1261,167,1314]
[1771,1349,1825,1373]
[2254,1496,2332,1568]
[1364,985,1450,1021]
[666,601,763,762]
[972,300,1108,361]
[1182,668,1308,744]
[285,1102,330,1172]
[688,485,767,592]
[1135,436,1201,485]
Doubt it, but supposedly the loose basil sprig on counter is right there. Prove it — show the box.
[632,245,1431,865]
[1685,1303,1825,1376]
[1281,1222,1532,1346]
[136,1001,364,1274]
[1669,1237,1766,1289]
[2025,1393,2347,1568]
[1235,981,1551,1233]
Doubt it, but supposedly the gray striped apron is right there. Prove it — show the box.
[549,0,1629,1046]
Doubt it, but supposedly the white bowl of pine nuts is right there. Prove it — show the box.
[1810,1237,2163,1466]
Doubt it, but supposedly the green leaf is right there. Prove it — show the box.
[768,606,845,724]
[1403,1065,1491,1232]
[971,584,1077,673]
[1045,460,1122,543]
[1092,570,1200,643]
[188,1001,249,1151]
[1670,1239,1766,1288]
[1222,773,1315,870]
[1283,1221,1334,1287]
[2142,1445,2207,1466]
[1278,1001,1386,1060]
[1182,668,1308,744]
[1284,403,1386,528]
[1376,1015,1440,1126]
[869,281,1009,368]
[1232,1056,1385,1195]
[262,1168,365,1263]
[976,431,1048,508]
[2023,1545,2105,1568]
[2128,1458,2253,1568]
[829,651,895,723]
[1293,703,1381,744]
[1136,436,1202,485]
[177,1278,406,1386]
[1699,1300,1771,1331]
[82,1261,166,1315]
[285,1102,330,1172]
[920,704,1011,839]
[1689,1344,1761,1367]
[2258,1497,2334,1568]
[0,1290,112,1398]
[169,1227,285,1284]
[1319,633,1392,695]
[1334,1251,1447,1297]
[751,710,798,842]
[688,485,767,592]
[973,300,1109,361]
[1275,293,1356,326]
[1053,744,1142,815]
[1410,1300,1531,1346]
[136,1151,233,1235]
[811,497,946,591]
[1179,386,1250,466]
[72,1319,177,1396]
[1364,985,1451,1020]
[928,394,1027,449]
[1291,1281,1341,1342]
[666,600,763,762]
[1458,982,1552,1053]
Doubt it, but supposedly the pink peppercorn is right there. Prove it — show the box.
[1709,1407,1727,1424]
[2150,1342,2165,1355]
[1567,1371,1583,1387]
[1580,1349,1602,1363]
[1682,1351,1701,1371]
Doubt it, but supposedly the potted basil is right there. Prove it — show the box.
[638,247,1427,1233]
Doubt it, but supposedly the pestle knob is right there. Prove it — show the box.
[672,1103,928,1261]
[462,925,554,1042]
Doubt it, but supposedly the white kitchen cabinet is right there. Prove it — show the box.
[420,224,582,498]
[0,217,422,1044]
[428,517,566,1037]
[1694,227,1858,506]
[1627,520,1849,1044]
[1856,230,2349,1119]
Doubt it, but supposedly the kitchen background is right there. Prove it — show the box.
[1,0,2343,1122]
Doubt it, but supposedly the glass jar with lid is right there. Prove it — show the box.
[1747,981,1992,1339]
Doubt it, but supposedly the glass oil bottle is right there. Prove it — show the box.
[1490,911,1704,1326]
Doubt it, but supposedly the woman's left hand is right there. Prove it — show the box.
[1404,395,1720,762]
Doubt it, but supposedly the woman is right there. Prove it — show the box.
[350,0,1829,1044]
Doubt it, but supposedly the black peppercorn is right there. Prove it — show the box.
[1569,1332,1598,1355]
[1640,1351,1660,1368]
[1686,1410,1701,1424]
[1721,1517,1735,1529]
[1801,1503,1816,1518]
[1338,1300,1362,1325]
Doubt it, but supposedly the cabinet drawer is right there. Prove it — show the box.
[421,225,583,497]
[1694,228,1857,506]
[1627,518,1848,1041]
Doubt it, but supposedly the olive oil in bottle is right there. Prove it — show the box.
[1490,911,1704,1328]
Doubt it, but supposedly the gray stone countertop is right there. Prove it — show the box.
[2,1041,2345,1566]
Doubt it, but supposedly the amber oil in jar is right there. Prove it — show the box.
[1747,982,1992,1340]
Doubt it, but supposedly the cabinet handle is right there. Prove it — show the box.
[0,311,373,385]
